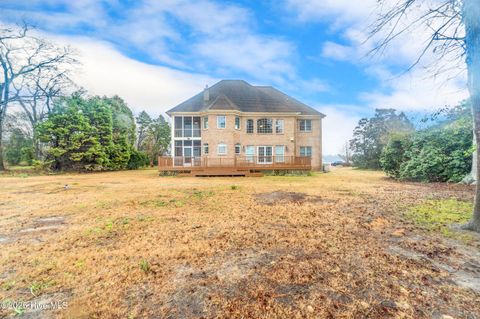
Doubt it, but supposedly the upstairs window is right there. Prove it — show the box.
[203,116,209,129]
[235,116,241,130]
[299,119,312,132]
[276,119,284,134]
[300,146,312,157]
[217,115,226,129]
[257,118,273,134]
[246,119,254,134]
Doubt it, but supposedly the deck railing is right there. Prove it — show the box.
[158,156,311,170]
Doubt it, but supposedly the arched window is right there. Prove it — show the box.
[257,118,273,134]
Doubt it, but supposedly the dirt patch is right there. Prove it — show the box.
[388,243,480,294]
[164,249,276,318]
[254,191,324,205]
[0,216,69,245]
[0,234,11,244]
[19,216,66,234]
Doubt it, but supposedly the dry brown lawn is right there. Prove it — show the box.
[0,168,479,318]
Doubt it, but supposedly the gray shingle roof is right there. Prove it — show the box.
[167,80,325,117]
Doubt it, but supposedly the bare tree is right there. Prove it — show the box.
[338,142,352,165]
[17,66,76,157]
[370,0,480,231]
[0,23,76,170]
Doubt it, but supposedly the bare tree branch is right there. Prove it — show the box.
[0,22,80,169]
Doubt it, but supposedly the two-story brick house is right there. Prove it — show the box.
[165,80,325,172]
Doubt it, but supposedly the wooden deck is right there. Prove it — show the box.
[158,156,311,176]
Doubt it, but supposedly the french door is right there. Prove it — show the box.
[257,146,273,164]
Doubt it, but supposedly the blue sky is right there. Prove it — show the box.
[0,0,467,154]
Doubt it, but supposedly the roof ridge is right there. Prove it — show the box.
[167,79,325,117]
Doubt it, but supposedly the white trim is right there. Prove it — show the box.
[217,143,227,155]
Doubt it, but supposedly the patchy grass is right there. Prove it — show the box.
[139,259,151,273]
[0,168,478,318]
[406,199,474,241]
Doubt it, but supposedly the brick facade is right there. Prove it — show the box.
[170,111,323,170]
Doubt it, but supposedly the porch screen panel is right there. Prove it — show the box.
[193,140,201,156]
[174,117,183,137]
[184,117,192,137]
[174,140,183,156]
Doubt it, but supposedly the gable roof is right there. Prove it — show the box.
[167,80,325,117]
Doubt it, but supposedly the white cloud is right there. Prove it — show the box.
[50,35,216,117]
[317,106,361,154]
[360,66,468,111]
[286,0,377,27]
[1,0,301,86]
[194,35,295,83]
[321,41,353,61]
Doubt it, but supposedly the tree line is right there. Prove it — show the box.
[349,104,473,183]
[1,24,170,171]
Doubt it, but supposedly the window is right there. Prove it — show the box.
[275,145,285,163]
[235,143,241,154]
[203,116,209,129]
[275,119,284,134]
[300,146,312,157]
[203,143,209,154]
[217,143,227,155]
[217,115,226,129]
[235,116,240,129]
[299,119,312,132]
[257,118,273,134]
[257,146,273,164]
[246,145,255,162]
[246,119,254,134]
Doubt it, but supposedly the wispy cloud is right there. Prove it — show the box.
[1,0,303,86]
